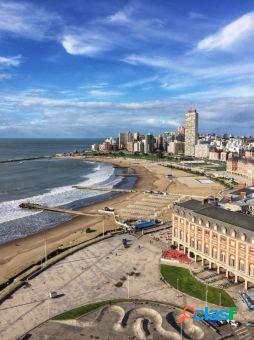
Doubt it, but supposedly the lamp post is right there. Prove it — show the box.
[206,285,208,307]
[127,275,130,299]
[44,235,47,268]
[177,278,179,297]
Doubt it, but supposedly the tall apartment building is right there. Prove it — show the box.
[118,131,133,149]
[172,199,254,289]
[167,141,185,155]
[194,143,209,159]
[184,109,198,157]
[133,141,144,153]
[144,133,154,154]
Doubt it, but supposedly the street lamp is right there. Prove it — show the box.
[206,285,208,307]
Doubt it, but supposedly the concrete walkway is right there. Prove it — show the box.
[0,234,252,339]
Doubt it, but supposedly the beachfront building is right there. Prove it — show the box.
[172,199,254,289]
[118,131,133,149]
[167,141,185,155]
[184,108,198,157]
[194,143,209,159]
[227,158,254,185]
[144,133,154,154]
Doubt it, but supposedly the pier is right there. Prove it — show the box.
[0,156,52,164]
[19,203,102,217]
[72,185,137,193]
[115,173,140,176]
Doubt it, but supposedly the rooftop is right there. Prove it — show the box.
[176,199,254,231]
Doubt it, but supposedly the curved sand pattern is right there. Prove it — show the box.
[53,304,205,339]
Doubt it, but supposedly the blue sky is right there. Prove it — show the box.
[0,0,254,137]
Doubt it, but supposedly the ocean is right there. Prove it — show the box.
[0,139,135,244]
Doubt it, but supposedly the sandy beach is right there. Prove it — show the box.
[0,157,224,283]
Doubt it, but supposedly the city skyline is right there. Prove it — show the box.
[0,0,254,137]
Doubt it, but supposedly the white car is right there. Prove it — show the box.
[49,291,58,299]
[229,320,241,327]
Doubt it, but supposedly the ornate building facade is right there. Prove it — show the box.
[172,199,254,289]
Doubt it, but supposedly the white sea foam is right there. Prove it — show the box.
[0,162,122,224]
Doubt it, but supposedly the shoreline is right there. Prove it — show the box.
[0,157,157,282]
[0,156,224,284]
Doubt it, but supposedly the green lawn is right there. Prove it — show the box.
[53,301,110,320]
[160,265,235,307]
[53,299,132,320]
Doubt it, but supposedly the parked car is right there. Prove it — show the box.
[246,320,254,327]
[217,320,227,326]
[229,320,241,327]
[104,206,114,212]
[49,291,58,299]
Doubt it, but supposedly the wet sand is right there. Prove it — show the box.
[0,157,223,283]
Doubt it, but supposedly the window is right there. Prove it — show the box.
[174,228,178,238]
[186,233,189,243]
[213,224,218,231]
[204,244,209,255]
[222,227,227,235]
[197,241,202,251]
[199,219,203,225]
[220,252,226,263]
[231,230,236,238]
[241,234,246,242]
[190,238,195,248]
[239,259,245,272]
[229,255,235,267]
[252,238,254,245]
[230,240,235,247]
[206,221,211,228]
[250,264,254,277]
[221,236,226,243]
[192,216,195,223]
[212,247,217,259]
[180,230,184,240]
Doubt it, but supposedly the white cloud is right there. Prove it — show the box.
[0,73,12,80]
[0,1,61,40]
[122,55,175,69]
[107,11,129,24]
[197,11,254,51]
[1,89,254,136]
[189,11,206,20]
[61,31,111,56]
[0,55,21,67]
[89,89,122,97]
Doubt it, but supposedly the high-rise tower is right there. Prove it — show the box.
[184,108,198,157]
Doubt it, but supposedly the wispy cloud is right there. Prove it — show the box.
[122,54,176,69]
[197,11,254,51]
[189,11,206,20]
[1,90,253,136]
[0,1,61,40]
[0,55,22,67]
[106,10,130,24]
[61,31,111,56]
[0,73,12,80]
[89,89,122,97]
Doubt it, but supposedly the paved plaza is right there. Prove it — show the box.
[0,234,253,339]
